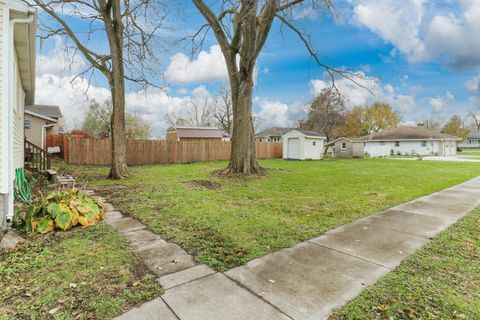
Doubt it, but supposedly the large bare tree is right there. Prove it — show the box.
[191,0,355,174]
[301,88,346,142]
[33,0,166,179]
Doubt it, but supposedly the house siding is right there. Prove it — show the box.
[0,1,7,226]
[365,140,445,156]
[25,113,50,147]
[334,139,353,158]
[0,1,5,193]
[13,49,24,169]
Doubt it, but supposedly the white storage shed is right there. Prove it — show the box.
[282,129,326,160]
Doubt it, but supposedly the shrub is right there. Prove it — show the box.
[14,190,104,233]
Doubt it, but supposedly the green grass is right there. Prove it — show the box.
[330,207,480,320]
[56,158,480,270]
[459,148,480,156]
[0,225,162,319]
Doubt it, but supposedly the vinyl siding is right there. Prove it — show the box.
[0,1,6,226]
[13,49,24,169]
[25,113,50,147]
[334,139,353,158]
[0,2,5,194]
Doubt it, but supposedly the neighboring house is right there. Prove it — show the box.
[326,137,365,158]
[166,126,229,142]
[25,105,65,148]
[255,127,293,142]
[0,0,36,227]
[282,129,326,160]
[363,126,461,156]
[458,131,480,149]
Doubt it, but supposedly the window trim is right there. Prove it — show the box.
[341,142,347,150]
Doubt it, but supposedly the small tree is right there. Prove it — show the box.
[362,102,400,134]
[82,100,151,139]
[33,0,167,179]
[301,88,345,141]
[442,115,469,140]
[82,100,112,137]
[339,106,364,137]
[468,107,480,132]
[165,95,215,127]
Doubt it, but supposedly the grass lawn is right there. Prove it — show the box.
[0,225,162,319]
[56,158,480,270]
[459,148,480,156]
[330,207,480,320]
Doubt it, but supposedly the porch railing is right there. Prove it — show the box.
[24,139,51,172]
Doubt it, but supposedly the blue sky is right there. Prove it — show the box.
[34,0,480,136]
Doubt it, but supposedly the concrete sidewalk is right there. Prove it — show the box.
[116,177,480,320]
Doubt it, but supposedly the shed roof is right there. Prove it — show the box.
[167,126,227,139]
[25,105,63,118]
[325,137,365,146]
[361,126,461,141]
[283,129,326,139]
[255,127,293,138]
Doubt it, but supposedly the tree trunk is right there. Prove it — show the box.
[106,1,129,179]
[222,79,263,174]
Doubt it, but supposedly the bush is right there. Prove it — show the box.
[14,190,104,233]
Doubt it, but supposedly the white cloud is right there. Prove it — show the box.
[429,91,454,113]
[36,37,86,77]
[165,45,228,84]
[466,75,480,95]
[310,71,420,113]
[351,0,480,70]
[255,100,291,129]
[35,74,110,129]
[310,72,380,107]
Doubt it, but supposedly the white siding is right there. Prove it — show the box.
[0,1,6,226]
[365,140,443,156]
[13,48,24,169]
[304,138,324,160]
[282,130,326,160]
[0,2,5,193]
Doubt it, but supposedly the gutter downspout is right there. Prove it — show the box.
[6,13,35,224]
[41,124,56,149]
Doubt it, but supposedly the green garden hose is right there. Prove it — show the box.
[14,168,32,203]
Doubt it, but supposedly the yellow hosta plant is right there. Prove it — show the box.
[14,189,104,233]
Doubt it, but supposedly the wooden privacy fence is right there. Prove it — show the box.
[46,134,283,166]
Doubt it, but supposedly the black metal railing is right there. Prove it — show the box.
[24,139,51,172]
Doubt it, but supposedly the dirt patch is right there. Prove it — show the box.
[186,180,222,190]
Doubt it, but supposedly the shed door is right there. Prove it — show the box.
[288,138,301,159]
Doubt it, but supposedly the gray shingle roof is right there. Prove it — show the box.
[296,129,325,137]
[361,126,461,141]
[255,127,293,138]
[25,105,63,118]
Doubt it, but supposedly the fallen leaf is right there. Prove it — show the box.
[69,283,77,288]
[49,307,61,315]
[132,281,141,287]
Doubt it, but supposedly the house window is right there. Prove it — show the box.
[24,120,31,129]
[395,141,400,147]
[421,141,427,147]
[313,141,316,146]
[341,142,347,150]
